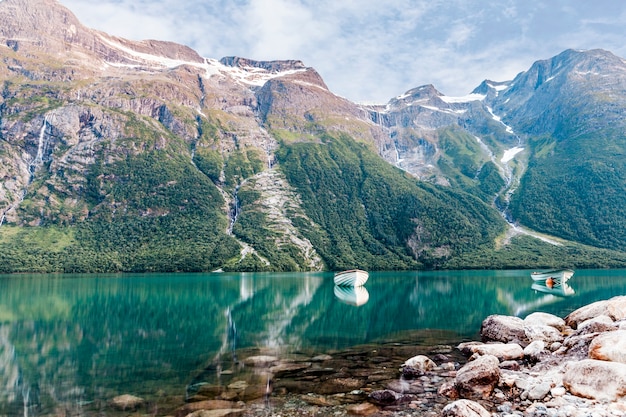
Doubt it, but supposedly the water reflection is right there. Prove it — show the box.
[0,270,625,415]
[333,285,370,306]
[499,277,578,317]
[531,281,575,297]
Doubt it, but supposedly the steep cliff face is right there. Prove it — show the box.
[0,0,339,271]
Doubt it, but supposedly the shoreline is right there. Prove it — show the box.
[104,295,626,417]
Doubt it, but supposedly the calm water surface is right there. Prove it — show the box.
[1,269,626,415]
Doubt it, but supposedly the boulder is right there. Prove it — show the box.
[400,355,436,378]
[401,355,436,372]
[386,379,422,394]
[185,410,244,417]
[456,341,483,356]
[588,329,626,364]
[345,402,379,416]
[523,311,567,331]
[563,359,626,401]
[441,399,491,417]
[455,355,500,399]
[301,395,340,406]
[562,333,600,359]
[523,340,545,362]
[367,389,414,406]
[109,394,144,411]
[438,380,459,399]
[269,361,311,377]
[565,296,626,329]
[242,355,279,367]
[175,400,237,417]
[574,315,619,336]
[526,382,551,401]
[524,324,564,344]
[463,342,524,361]
[316,377,365,395]
[480,315,527,345]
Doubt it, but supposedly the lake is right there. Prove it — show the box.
[1,269,626,416]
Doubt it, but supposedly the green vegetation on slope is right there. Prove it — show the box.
[0,151,241,273]
[510,129,626,252]
[446,235,626,270]
[80,151,241,272]
[276,133,507,270]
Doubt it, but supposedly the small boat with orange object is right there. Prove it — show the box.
[530,269,574,284]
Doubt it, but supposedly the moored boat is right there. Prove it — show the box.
[333,269,369,287]
[530,269,574,282]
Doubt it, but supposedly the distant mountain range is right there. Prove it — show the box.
[1,0,626,273]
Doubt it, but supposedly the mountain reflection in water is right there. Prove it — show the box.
[1,269,625,415]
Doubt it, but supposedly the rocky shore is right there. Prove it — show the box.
[109,296,626,417]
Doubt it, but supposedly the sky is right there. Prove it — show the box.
[59,0,626,104]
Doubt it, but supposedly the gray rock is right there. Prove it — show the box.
[442,399,491,417]
[524,311,567,331]
[109,394,144,411]
[465,342,524,361]
[185,410,244,417]
[575,315,618,336]
[588,329,626,364]
[523,340,546,361]
[367,389,414,406]
[563,359,626,401]
[401,354,436,372]
[174,400,237,417]
[565,296,626,329]
[481,315,528,345]
[242,355,279,367]
[524,324,564,344]
[527,382,552,401]
[455,354,500,399]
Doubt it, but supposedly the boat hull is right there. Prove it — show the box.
[333,269,369,287]
[530,269,574,282]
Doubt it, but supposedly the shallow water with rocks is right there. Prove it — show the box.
[98,296,626,417]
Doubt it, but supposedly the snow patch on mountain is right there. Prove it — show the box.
[439,93,485,103]
[487,106,514,134]
[501,146,524,163]
[99,35,307,87]
[420,105,467,115]
[487,82,509,91]
[218,62,308,87]
[99,35,199,68]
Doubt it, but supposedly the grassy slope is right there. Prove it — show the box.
[277,133,507,271]
[510,128,626,252]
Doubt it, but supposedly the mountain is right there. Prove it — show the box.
[1,0,625,273]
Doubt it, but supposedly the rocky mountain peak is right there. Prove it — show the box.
[505,48,625,95]
[219,56,306,73]
[0,0,204,73]
[0,0,83,49]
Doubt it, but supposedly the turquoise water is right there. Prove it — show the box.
[1,269,625,415]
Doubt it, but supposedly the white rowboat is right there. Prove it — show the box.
[530,269,574,283]
[333,269,369,287]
